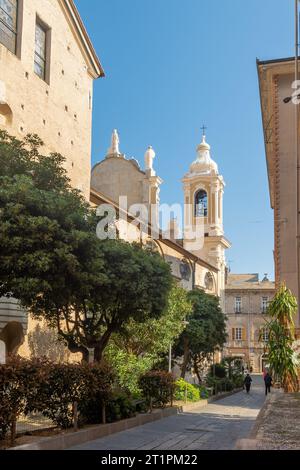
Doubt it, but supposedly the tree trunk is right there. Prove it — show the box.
[10,417,16,447]
[181,336,190,379]
[193,359,202,384]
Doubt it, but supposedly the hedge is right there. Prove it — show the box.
[0,357,114,443]
[139,370,175,410]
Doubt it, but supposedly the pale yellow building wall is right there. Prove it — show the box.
[274,74,298,306]
[0,0,96,199]
[224,287,275,372]
[92,158,147,209]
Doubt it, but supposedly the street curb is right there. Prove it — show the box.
[176,388,243,413]
[11,408,178,451]
[11,388,243,450]
[235,391,278,450]
[249,392,275,439]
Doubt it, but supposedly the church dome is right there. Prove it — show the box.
[189,135,218,176]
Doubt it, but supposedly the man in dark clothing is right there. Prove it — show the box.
[264,372,272,395]
[244,374,252,393]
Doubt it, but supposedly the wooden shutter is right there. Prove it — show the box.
[242,327,247,341]
[232,328,235,341]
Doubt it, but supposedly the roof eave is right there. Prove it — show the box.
[62,0,105,78]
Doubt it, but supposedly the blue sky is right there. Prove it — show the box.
[75,0,295,281]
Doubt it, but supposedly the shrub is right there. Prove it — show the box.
[206,376,235,394]
[0,358,114,441]
[106,392,136,423]
[174,379,200,402]
[232,374,244,389]
[80,390,136,425]
[199,385,210,399]
[139,370,175,409]
[30,362,88,429]
[209,363,226,378]
[34,362,114,429]
[0,357,43,442]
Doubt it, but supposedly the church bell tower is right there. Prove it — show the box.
[182,130,231,299]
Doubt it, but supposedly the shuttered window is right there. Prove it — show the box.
[0,0,18,53]
[232,327,246,341]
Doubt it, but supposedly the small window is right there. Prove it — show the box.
[0,0,18,53]
[195,189,208,217]
[235,296,242,313]
[261,296,268,313]
[235,327,243,341]
[261,328,269,343]
[34,21,47,80]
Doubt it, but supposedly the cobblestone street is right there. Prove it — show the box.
[71,376,266,450]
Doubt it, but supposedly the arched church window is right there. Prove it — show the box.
[195,190,208,217]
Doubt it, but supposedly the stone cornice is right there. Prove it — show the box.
[59,0,104,78]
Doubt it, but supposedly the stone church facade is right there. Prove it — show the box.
[91,130,231,302]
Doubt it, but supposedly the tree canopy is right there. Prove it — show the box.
[105,284,192,393]
[175,288,227,382]
[0,131,173,361]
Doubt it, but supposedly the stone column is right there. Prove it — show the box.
[211,183,219,226]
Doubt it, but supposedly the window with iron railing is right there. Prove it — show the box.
[0,0,18,54]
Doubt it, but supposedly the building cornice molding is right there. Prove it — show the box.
[59,0,104,78]
[90,188,219,273]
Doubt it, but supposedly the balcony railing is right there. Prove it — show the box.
[234,308,242,314]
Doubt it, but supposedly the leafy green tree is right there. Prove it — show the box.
[105,285,192,393]
[175,289,227,382]
[0,131,173,362]
[0,130,97,305]
[263,284,299,392]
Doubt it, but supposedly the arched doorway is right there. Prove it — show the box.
[261,354,269,372]
[0,322,25,356]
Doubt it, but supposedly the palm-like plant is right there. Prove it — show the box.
[263,284,299,392]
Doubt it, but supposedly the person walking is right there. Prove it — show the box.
[262,367,268,380]
[264,372,272,395]
[244,373,252,394]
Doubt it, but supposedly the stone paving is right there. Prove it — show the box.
[70,375,266,451]
[255,390,300,450]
